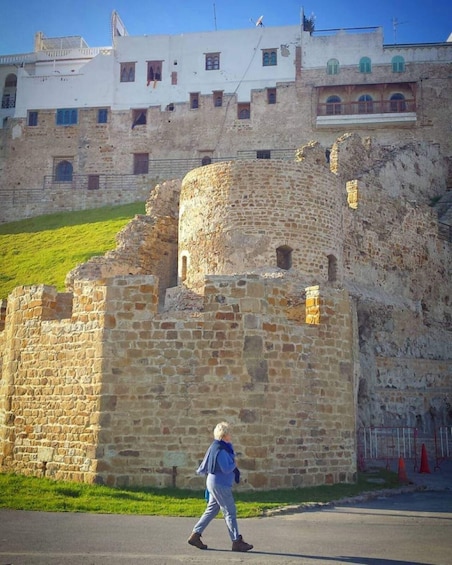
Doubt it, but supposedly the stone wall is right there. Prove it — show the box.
[1,50,451,225]
[1,133,451,487]
[333,134,452,432]
[179,154,343,294]
[0,275,356,489]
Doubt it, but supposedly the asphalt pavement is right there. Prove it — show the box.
[0,460,451,565]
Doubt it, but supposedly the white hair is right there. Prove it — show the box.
[213,421,231,440]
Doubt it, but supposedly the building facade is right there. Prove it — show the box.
[0,12,451,223]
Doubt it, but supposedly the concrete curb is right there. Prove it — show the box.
[262,483,431,517]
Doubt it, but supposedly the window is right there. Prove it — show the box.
[56,109,78,125]
[327,59,339,75]
[263,49,277,66]
[147,61,163,85]
[133,153,149,175]
[276,245,292,270]
[267,88,276,104]
[201,156,212,166]
[181,255,188,282]
[205,53,220,70]
[326,95,341,115]
[88,175,100,190]
[390,93,406,112]
[54,160,73,182]
[190,93,199,109]
[257,150,271,159]
[359,57,372,73]
[2,74,17,109]
[328,255,337,282]
[358,94,373,113]
[97,109,108,123]
[120,62,135,82]
[5,73,17,88]
[238,103,250,119]
[392,56,405,73]
[132,109,147,128]
[213,91,223,107]
[27,111,38,126]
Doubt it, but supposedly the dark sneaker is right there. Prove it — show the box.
[232,535,253,552]
[188,532,208,550]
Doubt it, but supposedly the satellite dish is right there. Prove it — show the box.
[256,15,264,27]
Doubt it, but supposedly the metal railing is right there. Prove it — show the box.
[317,99,416,116]
[1,95,16,109]
[358,426,452,472]
[42,152,298,190]
[42,173,148,191]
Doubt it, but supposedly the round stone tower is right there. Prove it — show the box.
[179,157,343,293]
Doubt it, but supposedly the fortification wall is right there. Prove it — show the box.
[179,155,343,293]
[0,275,357,489]
[332,134,452,431]
[0,283,104,482]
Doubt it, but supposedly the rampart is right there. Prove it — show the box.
[1,133,451,487]
[0,275,356,489]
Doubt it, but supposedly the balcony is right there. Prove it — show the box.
[316,99,416,128]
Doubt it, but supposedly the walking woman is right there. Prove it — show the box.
[187,422,253,552]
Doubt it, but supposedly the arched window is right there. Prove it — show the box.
[201,156,212,166]
[327,59,339,75]
[55,160,73,182]
[392,56,405,73]
[276,245,292,270]
[2,73,17,109]
[5,74,17,88]
[326,95,341,115]
[390,93,406,112]
[358,94,373,114]
[359,57,372,73]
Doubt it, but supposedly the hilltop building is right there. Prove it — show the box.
[0,12,451,487]
[0,11,451,222]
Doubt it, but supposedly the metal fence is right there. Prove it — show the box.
[358,426,452,471]
[42,152,298,191]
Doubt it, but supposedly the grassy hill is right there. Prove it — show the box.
[0,202,145,301]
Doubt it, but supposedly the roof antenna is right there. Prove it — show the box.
[213,3,217,31]
[250,15,264,27]
[392,17,407,44]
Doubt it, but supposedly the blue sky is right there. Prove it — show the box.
[0,0,450,55]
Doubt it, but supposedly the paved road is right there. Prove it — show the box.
[1,490,451,565]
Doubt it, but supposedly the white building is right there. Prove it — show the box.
[0,11,451,222]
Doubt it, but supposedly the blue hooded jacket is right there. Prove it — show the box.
[196,440,239,487]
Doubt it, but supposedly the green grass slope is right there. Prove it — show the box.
[0,202,145,300]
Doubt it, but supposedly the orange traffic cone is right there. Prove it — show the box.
[419,443,431,474]
[398,456,408,483]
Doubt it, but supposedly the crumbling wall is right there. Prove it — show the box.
[335,135,452,432]
[66,179,181,305]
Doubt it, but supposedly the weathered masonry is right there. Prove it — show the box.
[1,12,451,223]
[0,134,451,488]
